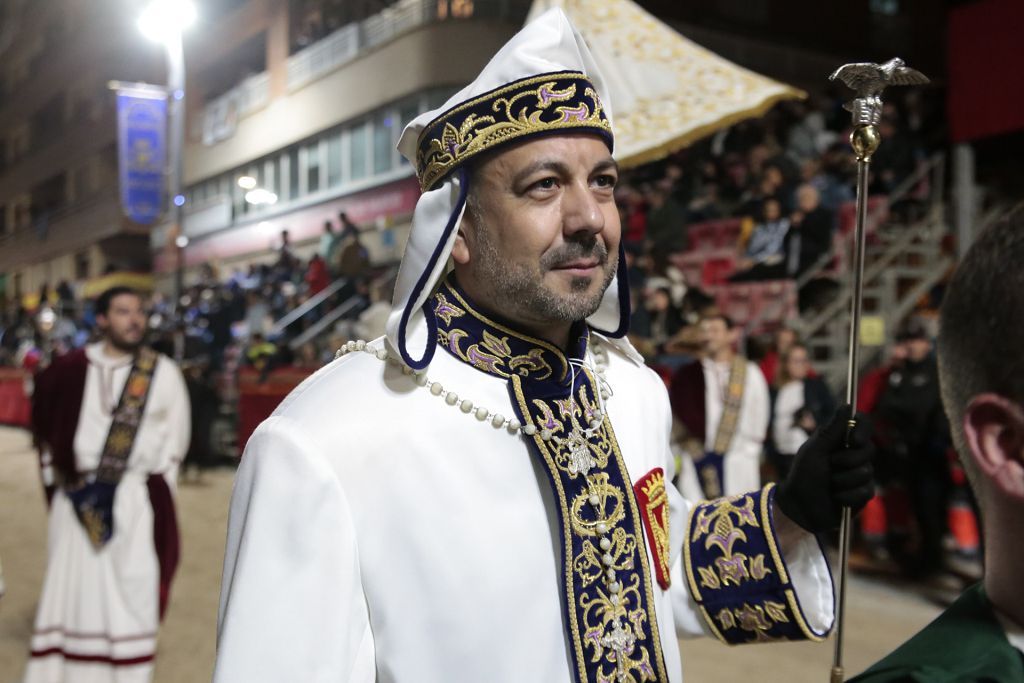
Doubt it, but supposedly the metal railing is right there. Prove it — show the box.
[269,278,350,336]
[285,0,530,92]
[288,296,363,350]
[200,71,272,146]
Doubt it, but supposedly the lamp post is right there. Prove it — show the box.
[138,0,196,309]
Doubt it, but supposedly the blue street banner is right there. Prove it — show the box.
[117,87,167,225]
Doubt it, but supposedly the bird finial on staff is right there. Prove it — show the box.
[830,57,929,127]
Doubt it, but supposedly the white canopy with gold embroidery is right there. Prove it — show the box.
[528,0,806,167]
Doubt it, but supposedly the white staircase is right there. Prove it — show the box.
[799,154,954,393]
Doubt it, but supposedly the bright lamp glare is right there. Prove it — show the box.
[138,0,197,43]
[237,176,257,190]
[245,188,278,206]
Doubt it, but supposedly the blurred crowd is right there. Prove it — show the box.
[0,212,378,375]
[618,92,942,370]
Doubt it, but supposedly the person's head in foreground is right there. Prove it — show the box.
[95,286,145,353]
[851,205,1024,681]
[938,206,1024,617]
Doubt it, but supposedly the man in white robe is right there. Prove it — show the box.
[670,314,770,500]
[214,10,875,682]
[25,286,190,683]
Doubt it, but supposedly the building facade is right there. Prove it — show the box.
[0,0,168,305]
[161,0,528,287]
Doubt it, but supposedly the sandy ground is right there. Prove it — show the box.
[0,425,943,682]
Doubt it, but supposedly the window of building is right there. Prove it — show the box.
[304,141,322,194]
[267,156,281,197]
[373,111,394,175]
[287,147,300,201]
[327,132,343,187]
[350,121,368,181]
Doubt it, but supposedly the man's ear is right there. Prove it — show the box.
[964,394,1024,500]
[451,212,472,266]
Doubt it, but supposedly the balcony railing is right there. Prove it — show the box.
[199,0,529,146]
[200,71,272,146]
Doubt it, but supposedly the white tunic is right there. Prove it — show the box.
[24,344,190,683]
[677,358,770,501]
[773,380,809,456]
[214,335,833,682]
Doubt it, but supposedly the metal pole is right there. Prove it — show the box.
[831,151,873,683]
[953,143,976,259]
[827,58,929,683]
[166,32,186,307]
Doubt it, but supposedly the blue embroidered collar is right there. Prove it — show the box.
[432,277,589,387]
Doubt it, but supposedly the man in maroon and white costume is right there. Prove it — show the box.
[23,286,190,683]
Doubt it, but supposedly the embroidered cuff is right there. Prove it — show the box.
[682,483,830,644]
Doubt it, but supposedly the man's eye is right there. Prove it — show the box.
[532,177,558,190]
[594,174,617,188]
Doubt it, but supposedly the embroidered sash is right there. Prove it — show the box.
[434,280,669,683]
[694,356,747,498]
[66,348,158,548]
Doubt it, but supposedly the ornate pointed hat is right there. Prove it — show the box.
[386,8,632,370]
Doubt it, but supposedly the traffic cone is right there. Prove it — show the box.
[948,495,980,555]
[860,492,887,541]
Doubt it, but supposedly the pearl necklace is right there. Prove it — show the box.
[335,339,613,440]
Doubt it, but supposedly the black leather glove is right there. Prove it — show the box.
[776,404,875,534]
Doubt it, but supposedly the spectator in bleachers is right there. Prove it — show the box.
[617,185,648,247]
[871,115,919,195]
[243,290,269,339]
[643,181,688,254]
[758,326,797,386]
[669,313,770,500]
[686,179,724,223]
[273,229,298,283]
[816,144,858,210]
[729,198,792,281]
[630,278,685,367]
[304,254,330,297]
[318,219,341,270]
[788,99,840,162]
[872,320,951,579]
[770,342,836,480]
[788,184,836,277]
[335,225,371,282]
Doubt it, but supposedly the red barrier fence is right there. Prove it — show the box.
[0,368,31,428]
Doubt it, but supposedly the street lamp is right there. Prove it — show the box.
[139,0,196,308]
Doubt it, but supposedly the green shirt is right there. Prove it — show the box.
[850,584,1024,682]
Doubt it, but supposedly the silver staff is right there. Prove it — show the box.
[827,57,929,683]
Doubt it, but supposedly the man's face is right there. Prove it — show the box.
[98,293,146,351]
[453,133,620,329]
[906,337,931,362]
[797,186,819,213]
[700,318,733,357]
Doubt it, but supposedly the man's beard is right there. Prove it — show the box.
[469,220,617,326]
[107,328,144,353]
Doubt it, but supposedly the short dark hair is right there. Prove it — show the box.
[702,312,735,330]
[95,286,141,317]
[938,204,1024,459]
